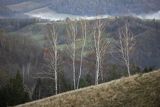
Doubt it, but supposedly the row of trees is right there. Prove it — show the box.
[1,17,158,105]
[0,18,136,99]
[37,18,136,95]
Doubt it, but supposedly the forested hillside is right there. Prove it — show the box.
[0,5,14,17]
[0,16,160,106]
[0,0,160,18]
[0,0,27,5]
[50,0,160,15]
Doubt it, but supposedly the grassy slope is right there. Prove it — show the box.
[16,70,160,107]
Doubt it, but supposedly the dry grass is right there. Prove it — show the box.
[15,70,160,107]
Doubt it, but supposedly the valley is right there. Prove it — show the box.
[0,0,160,107]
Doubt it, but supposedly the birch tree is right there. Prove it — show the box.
[33,23,58,95]
[99,38,110,82]
[93,19,110,85]
[66,20,77,89]
[46,23,58,94]
[77,20,87,89]
[117,24,135,76]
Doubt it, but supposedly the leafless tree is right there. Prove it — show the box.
[22,57,32,84]
[46,23,58,94]
[33,23,58,94]
[116,24,135,76]
[93,19,110,85]
[99,38,110,82]
[77,20,87,89]
[66,20,78,89]
[22,61,31,83]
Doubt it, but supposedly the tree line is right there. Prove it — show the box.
[38,18,136,95]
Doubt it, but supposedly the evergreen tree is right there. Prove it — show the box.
[0,71,30,107]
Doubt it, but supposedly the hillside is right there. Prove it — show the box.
[7,17,160,68]
[0,17,159,69]
[0,5,14,17]
[49,0,160,15]
[15,69,160,107]
[0,0,160,19]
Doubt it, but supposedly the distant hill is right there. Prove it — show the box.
[0,5,14,17]
[0,0,27,5]
[49,0,160,15]
[15,69,160,107]
[0,0,160,19]
[1,17,160,68]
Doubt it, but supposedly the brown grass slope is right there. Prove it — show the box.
[16,70,160,107]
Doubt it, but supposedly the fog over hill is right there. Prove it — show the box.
[0,0,160,20]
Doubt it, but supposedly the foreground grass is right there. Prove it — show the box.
[16,70,160,107]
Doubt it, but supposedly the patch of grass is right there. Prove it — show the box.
[15,69,160,107]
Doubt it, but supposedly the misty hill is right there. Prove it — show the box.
[3,17,159,68]
[49,0,160,15]
[15,69,160,107]
[0,5,14,18]
[0,17,160,69]
[0,0,160,19]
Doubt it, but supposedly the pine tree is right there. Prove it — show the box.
[0,71,30,107]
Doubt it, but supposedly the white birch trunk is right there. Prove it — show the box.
[94,19,101,85]
[118,24,135,76]
[54,40,58,94]
[77,20,87,89]
[73,24,76,89]
[67,21,77,89]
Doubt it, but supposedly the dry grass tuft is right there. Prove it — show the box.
[15,70,160,107]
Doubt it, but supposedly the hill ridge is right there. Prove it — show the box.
[1,0,160,19]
